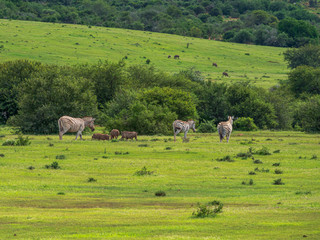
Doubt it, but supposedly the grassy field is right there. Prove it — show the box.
[0,19,288,88]
[0,126,319,239]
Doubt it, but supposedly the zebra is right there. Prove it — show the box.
[173,120,196,142]
[217,116,234,143]
[58,116,95,140]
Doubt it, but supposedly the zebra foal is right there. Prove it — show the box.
[173,120,196,142]
[217,116,234,143]
[58,116,95,140]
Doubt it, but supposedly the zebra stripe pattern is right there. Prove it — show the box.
[58,116,95,140]
[217,116,234,143]
[173,119,196,142]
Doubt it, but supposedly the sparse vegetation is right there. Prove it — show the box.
[134,166,154,176]
[155,190,166,197]
[216,155,234,162]
[45,161,61,169]
[273,178,285,185]
[192,201,223,218]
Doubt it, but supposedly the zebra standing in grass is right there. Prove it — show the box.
[173,120,196,142]
[58,116,95,140]
[217,116,234,143]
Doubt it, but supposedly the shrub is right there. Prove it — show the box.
[0,153,4,157]
[155,190,166,197]
[273,162,280,166]
[273,178,284,185]
[234,117,258,131]
[87,177,97,182]
[2,140,16,146]
[311,155,317,159]
[56,155,66,160]
[192,201,223,218]
[274,169,283,174]
[253,159,263,164]
[57,192,65,195]
[249,171,256,175]
[27,166,35,170]
[254,146,271,155]
[138,144,148,147]
[216,155,234,162]
[273,150,280,153]
[197,120,217,133]
[45,161,60,169]
[15,135,31,146]
[134,166,154,176]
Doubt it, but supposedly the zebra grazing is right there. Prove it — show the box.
[217,116,234,143]
[173,120,196,142]
[58,116,95,140]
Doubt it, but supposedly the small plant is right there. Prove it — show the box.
[102,156,108,159]
[255,146,271,155]
[27,166,35,170]
[253,159,263,164]
[273,149,280,153]
[242,179,254,185]
[249,179,254,185]
[134,166,154,176]
[273,178,284,185]
[45,161,60,169]
[165,147,172,150]
[138,144,148,147]
[311,155,317,159]
[192,201,223,218]
[0,153,4,157]
[295,191,311,195]
[272,162,280,166]
[49,143,54,147]
[111,139,118,142]
[216,155,234,162]
[15,134,31,146]
[56,155,66,160]
[274,169,283,174]
[2,139,15,146]
[87,177,97,182]
[248,171,256,175]
[155,190,166,197]
[146,59,151,64]
[57,192,65,195]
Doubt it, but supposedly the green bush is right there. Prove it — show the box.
[234,117,258,131]
[198,120,217,133]
[192,201,223,218]
[2,139,16,146]
[15,135,31,146]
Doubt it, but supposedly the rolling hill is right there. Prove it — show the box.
[0,19,288,88]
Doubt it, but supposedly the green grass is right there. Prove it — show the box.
[0,19,288,88]
[0,127,319,239]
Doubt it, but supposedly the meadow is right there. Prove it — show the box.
[0,19,288,88]
[0,126,319,239]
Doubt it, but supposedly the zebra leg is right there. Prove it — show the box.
[59,128,69,140]
[174,129,181,142]
[227,133,231,143]
[219,133,223,142]
[75,131,82,140]
[184,131,188,140]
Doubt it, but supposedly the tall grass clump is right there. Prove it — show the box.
[192,200,223,218]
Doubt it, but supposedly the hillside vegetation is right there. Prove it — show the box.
[0,0,319,47]
[0,19,287,88]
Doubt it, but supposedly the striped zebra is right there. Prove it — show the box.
[58,116,95,140]
[217,116,234,143]
[173,120,196,142]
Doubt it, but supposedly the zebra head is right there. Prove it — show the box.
[228,116,234,125]
[188,120,196,132]
[83,117,96,132]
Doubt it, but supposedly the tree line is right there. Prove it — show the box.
[1,44,320,134]
[0,0,319,47]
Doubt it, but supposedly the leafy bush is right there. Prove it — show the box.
[192,201,223,218]
[254,146,271,155]
[273,178,284,185]
[216,155,234,162]
[45,161,60,169]
[87,177,97,182]
[2,139,16,146]
[15,135,31,146]
[197,120,217,133]
[234,117,258,131]
[56,155,66,160]
[134,166,154,176]
[155,190,166,197]
[274,169,283,174]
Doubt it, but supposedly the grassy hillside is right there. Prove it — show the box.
[0,19,288,88]
[0,128,319,239]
